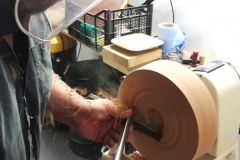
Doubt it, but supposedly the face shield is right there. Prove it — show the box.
[14,0,102,43]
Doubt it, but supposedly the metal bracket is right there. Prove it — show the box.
[193,60,224,73]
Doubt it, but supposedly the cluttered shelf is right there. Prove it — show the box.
[63,4,153,52]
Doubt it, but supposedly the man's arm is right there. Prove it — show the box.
[46,73,132,146]
[46,73,89,128]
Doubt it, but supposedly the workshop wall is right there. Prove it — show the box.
[130,0,240,71]
[78,0,240,72]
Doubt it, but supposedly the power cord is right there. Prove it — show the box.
[154,0,175,37]
[169,0,175,23]
[76,43,81,61]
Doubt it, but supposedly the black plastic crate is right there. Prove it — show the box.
[68,4,153,52]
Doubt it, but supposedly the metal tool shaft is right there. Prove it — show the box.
[114,117,132,160]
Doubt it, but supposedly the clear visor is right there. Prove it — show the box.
[15,0,102,42]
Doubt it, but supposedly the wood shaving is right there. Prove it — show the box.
[128,152,147,160]
[106,152,145,160]
[97,88,113,100]
[122,154,134,160]
[74,87,88,96]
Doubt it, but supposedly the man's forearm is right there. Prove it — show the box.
[46,73,91,128]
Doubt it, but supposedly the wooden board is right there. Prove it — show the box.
[88,0,123,14]
[102,44,162,74]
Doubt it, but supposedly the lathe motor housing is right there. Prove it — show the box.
[193,61,240,157]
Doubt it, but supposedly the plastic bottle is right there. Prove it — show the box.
[191,51,199,67]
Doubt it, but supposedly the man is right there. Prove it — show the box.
[0,0,132,159]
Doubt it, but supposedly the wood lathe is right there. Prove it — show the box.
[101,60,240,160]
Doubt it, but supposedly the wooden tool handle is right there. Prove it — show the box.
[120,0,130,9]
[118,0,130,17]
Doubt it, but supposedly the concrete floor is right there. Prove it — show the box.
[40,130,83,160]
[40,130,240,160]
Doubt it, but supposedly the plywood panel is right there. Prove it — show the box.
[89,0,123,14]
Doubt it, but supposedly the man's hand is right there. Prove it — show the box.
[47,73,133,147]
[74,99,133,147]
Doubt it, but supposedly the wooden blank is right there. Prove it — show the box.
[117,60,218,160]
[102,44,162,74]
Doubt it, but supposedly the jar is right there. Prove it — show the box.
[164,52,182,63]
